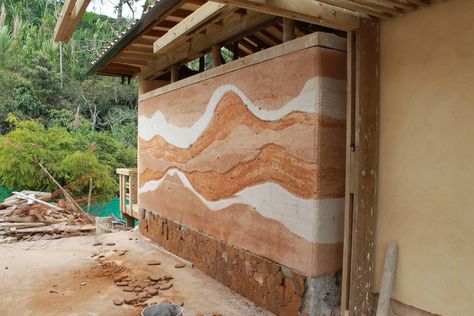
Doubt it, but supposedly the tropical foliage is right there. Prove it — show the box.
[0,0,138,201]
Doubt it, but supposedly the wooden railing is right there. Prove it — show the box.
[116,168,139,226]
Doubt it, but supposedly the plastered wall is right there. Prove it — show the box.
[137,42,347,277]
[375,1,474,315]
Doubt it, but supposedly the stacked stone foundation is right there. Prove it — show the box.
[140,209,341,316]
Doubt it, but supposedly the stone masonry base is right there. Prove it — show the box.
[140,209,341,316]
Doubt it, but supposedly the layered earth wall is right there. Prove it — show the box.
[137,34,346,315]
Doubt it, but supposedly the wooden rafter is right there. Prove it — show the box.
[144,10,278,79]
[209,0,361,31]
[54,0,91,42]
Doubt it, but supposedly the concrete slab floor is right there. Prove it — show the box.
[0,230,273,316]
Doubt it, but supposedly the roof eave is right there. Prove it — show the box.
[87,0,183,76]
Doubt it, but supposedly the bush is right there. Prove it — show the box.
[0,120,117,201]
[57,151,116,202]
[0,70,45,133]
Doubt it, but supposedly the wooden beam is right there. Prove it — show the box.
[54,0,91,42]
[199,55,205,71]
[143,10,277,79]
[153,2,227,54]
[341,30,356,316]
[211,45,222,67]
[170,64,179,82]
[209,0,361,31]
[282,18,296,42]
[347,18,380,316]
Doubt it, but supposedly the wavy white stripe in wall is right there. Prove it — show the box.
[138,76,346,148]
[140,169,344,244]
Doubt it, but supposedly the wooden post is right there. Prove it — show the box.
[341,30,356,315]
[282,18,296,42]
[347,18,380,316]
[86,177,93,214]
[211,45,222,67]
[232,41,239,60]
[199,55,205,72]
[170,64,179,82]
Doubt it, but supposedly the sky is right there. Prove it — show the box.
[87,0,146,19]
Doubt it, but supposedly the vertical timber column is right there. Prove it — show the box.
[348,18,380,316]
[282,18,296,42]
[341,31,356,314]
[211,45,222,67]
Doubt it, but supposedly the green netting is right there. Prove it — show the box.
[0,186,12,203]
[88,196,123,219]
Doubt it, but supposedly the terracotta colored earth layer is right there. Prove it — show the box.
[138,46,346,276]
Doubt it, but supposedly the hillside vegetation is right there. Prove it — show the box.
[0,0,138,201]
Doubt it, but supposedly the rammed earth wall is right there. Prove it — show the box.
[137,33,347,315]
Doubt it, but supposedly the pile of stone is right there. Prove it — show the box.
[112,273,175,307]
[0,191,95,243]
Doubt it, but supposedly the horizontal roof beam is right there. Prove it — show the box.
[153,2,228,55]
[209,0,362,31]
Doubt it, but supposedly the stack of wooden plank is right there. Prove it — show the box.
[0,191,95,243]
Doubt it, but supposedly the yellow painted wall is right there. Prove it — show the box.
[375,0,474,315]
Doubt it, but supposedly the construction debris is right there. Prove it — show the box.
[0,191,94,243]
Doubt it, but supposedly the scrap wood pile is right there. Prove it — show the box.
[0,190,95,243]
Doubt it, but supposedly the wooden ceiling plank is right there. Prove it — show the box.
[119,51,157,61]
[259,29,282,45]
[145,30,167,38]
[209,0,361,31]
[153,2,228,55]
[317,0,393,18]
[347,0,404,15]
[114,57,149,66]
[378,0,417,10]
[252,31,278,46]
[405,0,429,6]
[153,20,179,31]
[247,34,271,49]
[127,45,154,53]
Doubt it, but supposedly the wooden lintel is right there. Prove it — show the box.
[209,0,361,31]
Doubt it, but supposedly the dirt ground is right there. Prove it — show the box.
[0,230,273,316]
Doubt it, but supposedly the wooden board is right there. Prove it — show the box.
[341,30,356,315]
[153,2,227,54]
[348,18,380,316]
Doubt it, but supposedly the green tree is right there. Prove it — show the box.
[57,150,116,202]
[0,120,75,190]
[0,119,117,201]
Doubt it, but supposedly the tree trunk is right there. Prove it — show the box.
[117,0,123,19]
